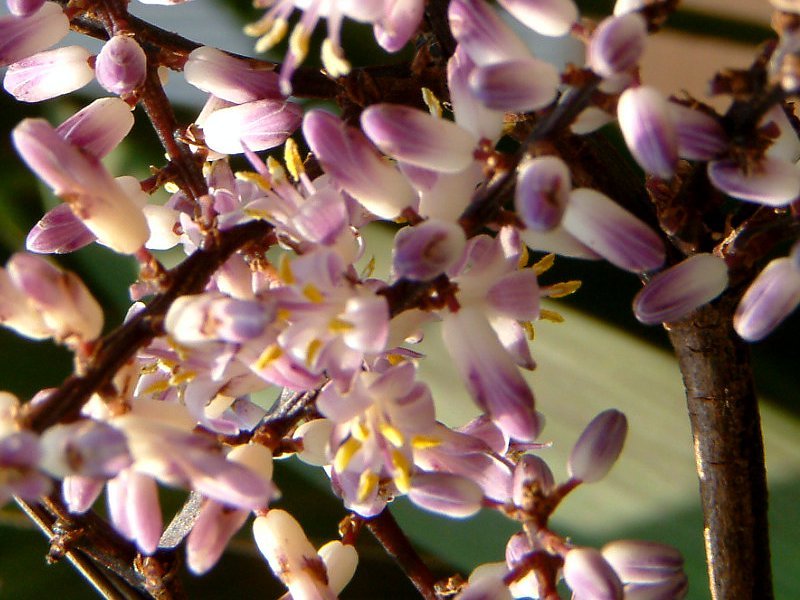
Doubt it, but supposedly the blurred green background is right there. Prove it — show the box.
[0,1,797,598]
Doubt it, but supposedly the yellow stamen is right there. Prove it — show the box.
[386,354,404,366]
[236,170,272,191]
[522,321,536,341]
[539,309,565,323]
[328,317,353,332]
[546,280,582,298]
[302,283,324,303]
[334,437,362,473]
[391,451,412,493]
[276,308,292,322]
[517,244,530,269]
[289,24,310,63]
[533,253,556,276]
[169,370,197,385]
[278,254,294,284]
[357,470,379,502]
[250,18,289,53]
[380,423,405,448]
[360,256,376,279]
[352,420,370,442]
[411,435,442,449]
[254,344,283,370]
[284,138,304,181]
[421,88,442,118]
[266,156,286,184]
[306,338,322,366]
[243,208,272,220]
[321,39,351,78]
[142,379,170,395]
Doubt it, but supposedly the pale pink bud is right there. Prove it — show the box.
[469,57,560,113]
[588,13,647,78]
[707,156,800,206]
[7,0,45,17]
[512,454,556,505]
[408,472,484,518]
[668,103,727,161]
[393,219,467,280]
[617,86,678,179]
[165,293,274,345]
[633,254,728,324]
[201,99,302,154]
[601,540,684,584]
[56,97,135,159]
[563,547,624,600]
[186,500,249,574]
[63,475,104,513]
[498,0,579,37]
[107,470,163,555]
[734,252,800,341]
[374,0,425,53]
[253,510,336,599]
[568,409,627,483]
[13,118,149,254]
[294,419,334,467]
[515,155,571,231]
[317,541,358,595]
[40,421,131,478]
[4,45,93,102]
[0,268,49,339]
[6,253,103,343]
[95,35,146,95]
[184,46,281,102]
[361,104,477,173]
[0,2,68,66]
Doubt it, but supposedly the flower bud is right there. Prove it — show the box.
[633,254,728,324]
[0,268,49,339]
[56,97,135,159]
[617,86,678,179]
[0,2,68,66]
[6,253,103,344]
[568,409,627,483]
[468,57,560,113]
[408,472,484,518]
[40,421,131,478]
[165,293,274,345]
[184,46,281,102]
[601,540,684,583]
[186,500,249,574]
[317,541,358,595]
[588,13,647,78]
[393,219,467,281]
[201,99,302,154]
[563,547,624,600]
[63,475,104,513]
[512,454,556,506]
[734,254,800,341]
[4,45,93,102]
[95,35,146,95]
[515,155,571,231]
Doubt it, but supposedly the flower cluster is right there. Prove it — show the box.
[1,0,796,597]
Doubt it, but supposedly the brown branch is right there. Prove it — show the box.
[365,510,440,600]
[22,220,273,432]
[666,293,772,600]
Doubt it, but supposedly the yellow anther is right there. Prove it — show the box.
[391,451,412,493]
[380,423,405,448]
[360,256,376,279]
[250,18,289,53]
[235,170,272,191]
[352,420,370,442]
[302,283,324,303]
[289,24,310,63]
[386,354,405,366]
[421,88,442,118]
[169,370,197,385]
[517,244,530,269]
[411,435,442,449]
[276,308,292,322]
[278,254,295,284]
[139,362,159,375]
[306,338,322,366]
[533,253,556,276]
[539,309,565,323]
[334,437,362,473]
[522,321,536,341]
[142,379,170,395]
[254,344,283,370]
[243,208,272,220]
[266,156,286,184]
[164,181,180,194]
[284,138,304,181]
[357,470,379,502]
[328,317,353,332]
[546,280,582,298]
[321,38,351,78]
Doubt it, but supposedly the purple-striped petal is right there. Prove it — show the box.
[468,58,559,113]
[668,102,727,161]
[95,35,147,95]
[633,253,728,324]
[202,99,302,154]
[601,540,684,584]
[515,155,572,231]
[408,472,483,518]
[568,409,627,483]
[184,46,281,103]
[734,256,800,341]
[4,45,93,102]
[26,203,96,254]
[707,156,800,206]
[563,188,665,272]
[393,219,467,281]
[56,97,135,159]
[0,2,68,67]
[588,13,647,78]
[617,86,678,179]
[361,104,477,173]
[374,0,425,52]
[449,0,531,66]
[563,547,624,600]
[498,0,578,37]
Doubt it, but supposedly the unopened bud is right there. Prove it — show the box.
[588,13,647,78]
[4,45,93,102]
[408,472,484,518]
[95,35,147,95]
[568,409,627,483]
[512,454,556,506]
[563,547,624,600]
[393,219,467,281]
[617,86,678,179]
